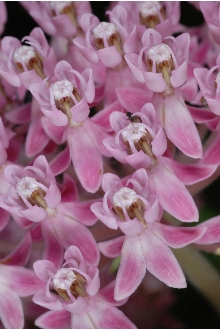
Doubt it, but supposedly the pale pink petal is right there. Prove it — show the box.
[71,311,96,328]
[116,86,153,113]
[35,310,71,329]
[98,280,127,306]
[90,202,118,229]
[151,222,206,248]
[150,163,199,222]
[41,220,64,269]
[140,231,186,288]
[67,126,103,193]
[92,101,124,132]
[41,117,66,144]
[97,46,122,67]
[0,287,24,329]
[55,214,100,266]
[33,260,57,282]
[114,235,146,300]
[85,299,136,329]
[98,236,125,258]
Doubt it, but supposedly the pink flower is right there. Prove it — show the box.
[103,103,200,222]
[200,2,220,45]
[0,27,57,89]
[74,5,140,68]
[33,245,136,329]
[21,1,91,38]
[91,169,206,300]
[30,60,111,192]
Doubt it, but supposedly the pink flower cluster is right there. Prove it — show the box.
[0,1,220,328]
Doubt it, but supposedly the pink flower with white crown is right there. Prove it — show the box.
[33,245,135,329]
[0,27,57,89]
[91,169,206,300]
[30,60,111,193]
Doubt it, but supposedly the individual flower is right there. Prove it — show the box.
[103,103,215,222]
[125,29,203,158]
[30,60,111,193]
[21,1,91,38]
[91,169,206,300]
[33,245,136,329]
[0,155,100,267]
[0,27,57,89]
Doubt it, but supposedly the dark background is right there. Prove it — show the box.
[3,1,220,328]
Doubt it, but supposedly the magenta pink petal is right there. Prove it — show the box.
[98,236,124,258]
[5,103,31,124]
[25,118,50,157]
[35,310,71,329]
[151,222,206,248]
[0,287,24,329]
[140,230,186,288]
[41,117,66,144]
[98,280,128,306]
[114,235,146,301]
[202,130,220,165]
[0,208,10,232]
[92,101,124,132]
[150,163,199,222]
[90,201,118,229]
[116,86,153,113]
[59,173,78,203]
[67,126,103,193]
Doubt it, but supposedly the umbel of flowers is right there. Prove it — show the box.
[0,1,220,328]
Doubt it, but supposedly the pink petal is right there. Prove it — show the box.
[35,310,71,329]
[98,236,125,258]
[150,162,199,222]
[196,216,220,245]
[0,208,10,231]
[59,173,78,203]
[98,280,128,306]
[116,86,152,113]
[97,46,122,67]
[140,230,186,288]
[55,214,100,266]
[162,157,217,185]
[90,202,118,230]
[67,126,103,193]
[0,287,24,329]
[41,117,66,144]
[202,130,220,165]
[41,219,64,269]
[151,222,206,248]
[33,259,57,282]
[0,232,32,267]
[25,118,50,157]
[49,146,71,176]
[85,299,136,329]
[114,235,146,300]
[143,72,167,92]
[92,101,124,132]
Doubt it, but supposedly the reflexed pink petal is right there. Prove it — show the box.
[67,126,103,193]
[98,280,127,306]
[0,265,44,296]
[114,235,146,300]
[0,287,24,329]
[196,216,220,245]
[41,117,66,144]
[55,214,100,266]
[41,219,64,269]
[59,173,78,203]
[98,236,124,258]
[25,118,50,157]
[86,299,136,328]
[71,311,96,328]
[162,157,217,185]
[150,163,199,222]
[0,208,10,232]
[202,131,220,164]
[49,146,71,176]
[5,103,31,124]
[151,222,206,248]
[116,86,152,113]
[35,310,71,329]
[140,230,186,288]
[0,232,32,267]
[92,101,124,132]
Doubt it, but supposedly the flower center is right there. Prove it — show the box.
[93,22,123,54]
[122,123,156,161]
[50,1,78,27]
[147,44,174,89]
[16,176,48,209]
[52,79,81,125]
[13,45,45,79]
[113,187,145,223]
[53,268,86,301]
[139,1,165,28]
